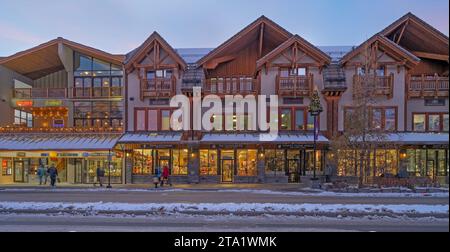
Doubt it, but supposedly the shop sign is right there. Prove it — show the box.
[425,99,445,106]
[140,144,174,149]
[56,153,80,157]
[89,152,115,157]
[82,152,90,157]
[16,152,26,157]
[44,100,63,107]
[217,144,245,149]
[16,100,33,107]
[277,144,305,149]
[40,153,49,157]
[149,99,170,106]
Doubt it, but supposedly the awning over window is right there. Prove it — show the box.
[118,133,182,143]
[0,133,121,151]
[385,133,449,145]
[201,133,329,144]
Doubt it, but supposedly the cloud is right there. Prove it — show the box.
[0,22,44,45]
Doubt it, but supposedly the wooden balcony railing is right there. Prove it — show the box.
[13,87,124,99]
[71,87,123,99]
[276,74,314,97]
[140,77,176,99]
[13,88,67,99]
[408,74,449,99]
[353,74,394,98]
[203,77,259,96]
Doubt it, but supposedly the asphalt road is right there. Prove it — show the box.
[0,214,447,232]
[0,189,448,205]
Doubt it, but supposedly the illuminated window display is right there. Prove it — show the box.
[200,150,218,176]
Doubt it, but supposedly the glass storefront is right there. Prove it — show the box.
[406,149,448,178]
[132,148,188,176]
[200,150,218,176]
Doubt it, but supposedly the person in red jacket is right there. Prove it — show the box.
[161,166,171,187]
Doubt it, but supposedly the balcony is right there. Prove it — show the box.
[408,74,449,99]
[203,77,259,96]
[13,87,124,99]
[71,87,123,99]
[13,88,67,99]
[276,74,314,97]
[140,77,176,99]
[353,74,394,98]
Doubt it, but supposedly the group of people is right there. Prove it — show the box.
[37,164,58,187]
[153,165,171,189]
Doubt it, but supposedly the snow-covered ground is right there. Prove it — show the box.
[1,188,448,198]
[0,201,448,215]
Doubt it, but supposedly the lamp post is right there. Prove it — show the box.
[107,149,112,188]
[308,89,323,181]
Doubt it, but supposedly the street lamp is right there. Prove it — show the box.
[308,89,323,181]
[107,149,112,188]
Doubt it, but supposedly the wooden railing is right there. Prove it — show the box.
[71,87,123,98]
[13,87,124,99]
[408,74,449,99]
[140,77,176,99]
[13,88,67,99]
[276,74,314,97]
[203,77,259,96]
[353,74,394,98]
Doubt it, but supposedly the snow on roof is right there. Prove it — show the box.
[385,133,449,145]
[0,134,121,151]
[201,133,329,143]
[119,132,182,143]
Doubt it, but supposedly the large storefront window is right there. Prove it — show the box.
[172,149,188,175]
[133,149,153,175]
[237,150,257,176]
[200,150,218,176]
[374,150,398,177]
[265,150,285,176]
[405,149,448,178]
[74,101,123,128]
[337,150,357,176]
[1,158,12,176]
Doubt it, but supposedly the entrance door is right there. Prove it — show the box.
[159,158,170,170]
[221,159,234,183]
[287,159,300,183]
[73,159,84,184]
[14,161,25,183]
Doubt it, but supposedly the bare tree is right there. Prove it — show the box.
[331,42,389,187]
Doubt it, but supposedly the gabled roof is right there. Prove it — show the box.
[124,32,187,70]
[0,37,124,79]
[256,35,331,69]
[381,12,449,44]
[340,34,420,69]
[381,12,448,58]
[197,16,293,66]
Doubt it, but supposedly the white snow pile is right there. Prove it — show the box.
[0,202,448,214]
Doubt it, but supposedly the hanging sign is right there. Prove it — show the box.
[45,100,63,107]
[16,100,33,107]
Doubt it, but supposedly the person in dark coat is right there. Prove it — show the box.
[94,166,105,187]
[47,164,58,187]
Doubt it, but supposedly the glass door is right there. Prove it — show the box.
[73,159,84,184]
[14,160,25,183]
[221,159,234,183]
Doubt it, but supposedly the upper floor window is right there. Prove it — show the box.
[413,113,449,132]
[280,67,307,77]
[280,108,316,131]
[357,65,385,76]
[134,108,173,132]
[147,69,172,79]
[14,109,32,128]
[345,107,396,131]
[74,52,123,77]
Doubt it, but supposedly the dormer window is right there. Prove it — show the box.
[357,66,385,76]
[280,67,307,77]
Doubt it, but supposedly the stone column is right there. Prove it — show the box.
[188,145,200,184]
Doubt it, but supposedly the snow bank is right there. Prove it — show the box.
[0,202,448,214]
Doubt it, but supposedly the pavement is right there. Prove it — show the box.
[0,214,447,232]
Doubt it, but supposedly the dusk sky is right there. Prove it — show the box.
[0,0,448,56]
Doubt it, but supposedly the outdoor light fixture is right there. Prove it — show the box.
[308,89,323,181]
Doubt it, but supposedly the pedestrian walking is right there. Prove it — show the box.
[37,164,46,185]
[153,166,161,189]
[47,164,58,187]
[94,166,105,187]
[162,165,172,187]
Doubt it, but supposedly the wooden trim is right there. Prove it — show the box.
[410,51,449,62]
[133,107,175,132]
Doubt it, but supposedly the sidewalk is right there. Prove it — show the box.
[0,182,313,192]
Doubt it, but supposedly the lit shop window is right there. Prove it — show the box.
[1,158,12,176]
[200,150,218,176]
[172,149,188,175]
[265,150,285,176]
[133,149,153,175]
[14,109,33,127]
[237,149,257,176]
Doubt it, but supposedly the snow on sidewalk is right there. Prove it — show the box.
[0,201,448,215]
